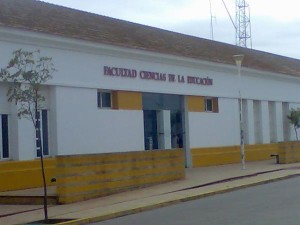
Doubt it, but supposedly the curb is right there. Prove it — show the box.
[55,173,300,225]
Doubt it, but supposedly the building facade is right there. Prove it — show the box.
[1,0,300,168]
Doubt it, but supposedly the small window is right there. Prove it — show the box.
[1,114,9,159]
[205,98,213,112]
[97,91,112,108]
[205,97,219,113]
[36,110,50,158]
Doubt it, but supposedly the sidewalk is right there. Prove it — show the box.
[1,160,300,225]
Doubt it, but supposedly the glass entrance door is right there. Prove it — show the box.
[143,110,158,150]
[142,93,184,150]
[171,110,183,148]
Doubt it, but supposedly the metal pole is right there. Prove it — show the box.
[238,65,245,170]
[233,55,245,170]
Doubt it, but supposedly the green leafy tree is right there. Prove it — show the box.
[0,49,56,222]
[287,108,300,141]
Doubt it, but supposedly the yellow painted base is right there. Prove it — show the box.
[192,143,279,167]
[278,141,300,163]
[0,158,56,192]
[56,149,185,204]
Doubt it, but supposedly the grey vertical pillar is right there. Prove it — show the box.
[282,102,291,141]
[157,110,171,149]
[49,86,58,156]
[245,100,255,144]
[275,102,284,142]
[183,96,192,168]
[268,101,277,142]
[9,102,19,160]
[253,100,263,144]
[261,101,271,144]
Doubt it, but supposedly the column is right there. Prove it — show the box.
[268,101,277,142]
[275,102,284,142]
[253,100,263,144]
[282,102,291,141]
[261,101,271,143]
[183,96,192,168]
[157,110,171,149]
[244,100,255,144]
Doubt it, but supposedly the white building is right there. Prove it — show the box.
[1,0,300,167]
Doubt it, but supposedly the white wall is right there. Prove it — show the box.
[49,51,300,104]
[16,118,36,160]
[1,28,300,159]
[54,86,144,155]
[1,28,300,104]
[189,98,240,148]
[0,82,52,160]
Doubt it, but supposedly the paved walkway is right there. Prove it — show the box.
[1,160,300,225]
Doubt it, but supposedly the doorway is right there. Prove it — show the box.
[143,110,158,150]
[142,93,184,150]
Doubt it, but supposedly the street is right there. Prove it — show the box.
[92,176,300,225]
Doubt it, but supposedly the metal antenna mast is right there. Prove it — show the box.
[235,0,252,48]
[209,0,214,40]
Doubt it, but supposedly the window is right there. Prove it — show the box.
[0,114,9,159]
[36,110,49,157]
[97,91,112,108]
[205,98,213,112]
[205,97,219,113]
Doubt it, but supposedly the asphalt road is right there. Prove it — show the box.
[92,176,300,225]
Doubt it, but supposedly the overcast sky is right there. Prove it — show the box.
[42,0,300,59]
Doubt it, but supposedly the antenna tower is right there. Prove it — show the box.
[235,0,252,48]
[209,0,214,40]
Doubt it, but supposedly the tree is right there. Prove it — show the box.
[287,108,300,141]
[0,49,56,222]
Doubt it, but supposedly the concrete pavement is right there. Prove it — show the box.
[1,160,300,225]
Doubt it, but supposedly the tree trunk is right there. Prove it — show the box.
[40,151,48,222]
[35,91,48,222]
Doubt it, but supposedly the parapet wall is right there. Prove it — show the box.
[278,141,300,163]
[56,149,185,204]
[192,143,279,167]
[0,158,56,192]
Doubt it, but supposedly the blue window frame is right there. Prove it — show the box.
[205,98,213,112]
[1,114,9,159]
[97,91,112,108]
[36,110,49,157]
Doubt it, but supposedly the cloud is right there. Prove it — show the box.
[251,18,300,58]
[249,0,300,22]
[41,0,300,59]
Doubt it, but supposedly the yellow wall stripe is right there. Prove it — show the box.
[192,143,279,167]
[278,141,300,163]
[0,158,56,192]
[187,96,205,112]
[56,149,185,204]
[112,91,142,110]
